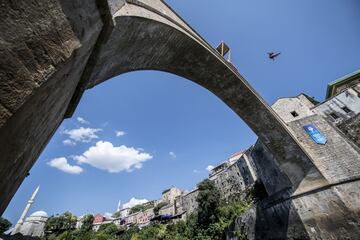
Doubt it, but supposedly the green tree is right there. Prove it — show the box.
[118,226,139,240]
[62,212,77,231]
[132,224,163,239]
[44,212,77,235]
[130,205,146,214]
[80,214,94,232]
[98,223,119,235]
[196,179,221,227]
[0,217,11,233]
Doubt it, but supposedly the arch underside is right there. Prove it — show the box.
[84,1,328,192]
[0,0,329,215]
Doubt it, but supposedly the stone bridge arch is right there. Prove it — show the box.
[0,0,327,214]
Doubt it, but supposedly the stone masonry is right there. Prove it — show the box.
[229,83,360,239]
[0,0,330,215]
[1,1,359,239]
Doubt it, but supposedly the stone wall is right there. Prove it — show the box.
[229,111,360,239]
[210,160,252,201]
[229,180,360,240]
[182,189,199,217]
[271,94,315,123]
[0,0,103,214]
[287,114,360,184]
[250,141,292,196]
[337,113,360,149]
[0,0,330,215]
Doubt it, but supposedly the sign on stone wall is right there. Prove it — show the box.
[303,124,327,145]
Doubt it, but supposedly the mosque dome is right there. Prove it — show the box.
[30,210,48,218]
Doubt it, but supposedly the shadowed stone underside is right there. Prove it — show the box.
[0,0,328,216]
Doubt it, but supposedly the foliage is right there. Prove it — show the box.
[131,223,165,239]
[43,218,119,240]
[117,179,251,240]
[0,217,11,233]
[129,204,153,214]
[98,223,119,235]
[129,205,145,214]
[153,202,168,216]
[196,179,221,227]
[44,212,77,234]
[41,181,252,240]
[80,214,94,232]
[118,226,139,240]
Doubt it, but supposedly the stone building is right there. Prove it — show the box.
[231,70,360,239]
[135,208,155,227]
[258,74,360,195]
[181,188,199,217]
[114,207,155,228]
[92,214,113,231]
[124,212,137,226]
[272,69,360,149]
[209,151,257,201]
[272,94,318,123]
[313,85,360,123]
[119,208,130,218]
[15,211,48,237]
[159,204,175,216]
[161,187,183,204]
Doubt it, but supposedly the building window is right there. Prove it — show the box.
[329,112,339,120]
[290,111,299,117]
[342,106,352,113]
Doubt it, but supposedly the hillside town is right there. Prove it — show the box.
[6,70,360,239]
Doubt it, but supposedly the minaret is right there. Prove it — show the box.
[12,186,40,235]
[117,200,121,212]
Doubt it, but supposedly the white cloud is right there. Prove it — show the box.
[169,151,176,158]
[74,141,153,173]
[47,157,83,174]
[206,165,215,172]
[115,130,126,137]
[63,127,102,143]
[63,139,76,146]
[77,117,90,125]
[193,169,201,174]
[122,197,148,209]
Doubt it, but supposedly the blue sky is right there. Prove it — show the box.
[3,0,360,224]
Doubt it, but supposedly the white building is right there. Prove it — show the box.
[16,211,48,237]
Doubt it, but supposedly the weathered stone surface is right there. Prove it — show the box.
[230,180,360,240]
[229,112,360,239]
[82,0,328,193]
[0,1,359,239]
[250,140,292,196]
[0,0,80,119]
[337,113,360,149]
[0,0,102,213]
[0,0,328,215]
[287,114,360,184]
